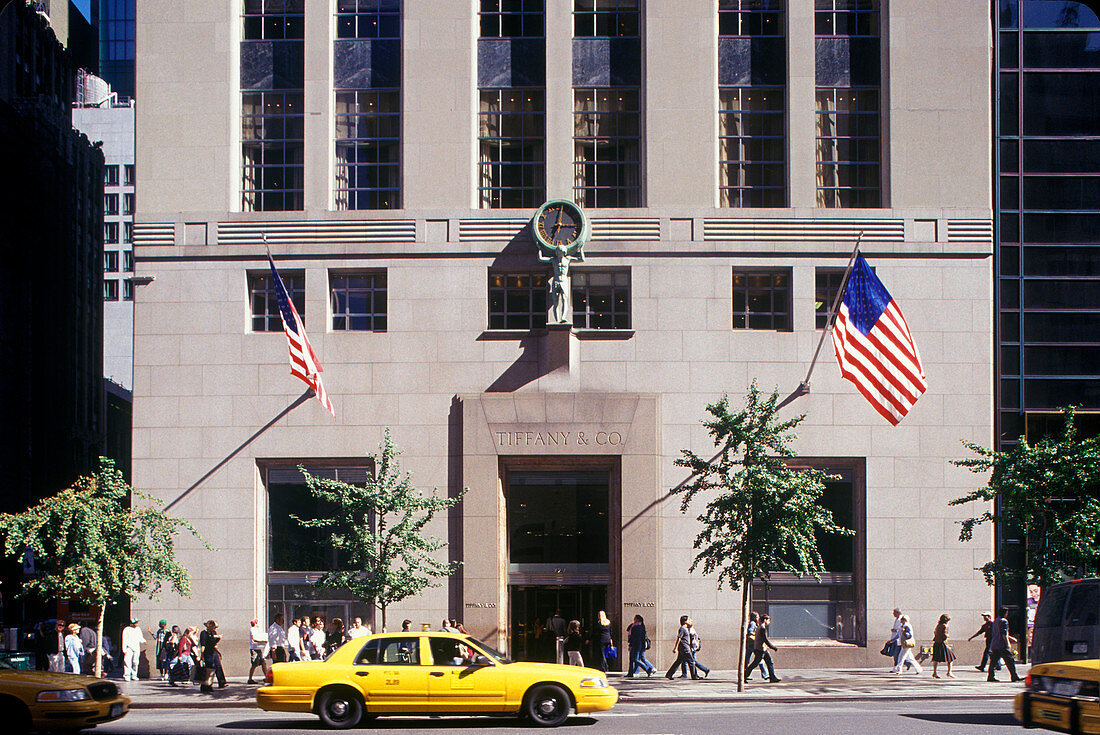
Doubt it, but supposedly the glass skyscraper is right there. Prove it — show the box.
[94,0,135,99]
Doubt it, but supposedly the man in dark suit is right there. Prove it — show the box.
[987,607,1022,682]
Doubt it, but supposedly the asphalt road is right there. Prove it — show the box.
[94,700,1021,734]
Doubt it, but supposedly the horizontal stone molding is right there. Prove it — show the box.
[946,219,994,242]
[217,220,416,245]
[703,218,905,242]
[133,223,175,246]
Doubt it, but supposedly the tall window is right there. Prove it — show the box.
[123,192,134,214]
[249,272,304,333]
[331,272,387,331]
[479,89,546,208]
[104,222,119,244]
[124,164,135,186]
[573,88,641,207]
[123,250,134,272]
[104,279,119,301]
[815,267,846,328]
[573,270,630,329]
[732,269,791,330]
[104,251,119,273]
[242,0,305,211]
[122,279,134,301]
[573,0,642,208]
[815,0,880,207]
[104,193,118,215]
[478,1,545,208]
[334,0,401,209]
[123,221,133,243]
[488,272,547,330]
[719,0,786,207]
[104,164,119,186]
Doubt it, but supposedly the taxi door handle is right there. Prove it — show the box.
[430,672,445,677]
[355,671,370,677]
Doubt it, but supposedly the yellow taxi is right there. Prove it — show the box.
[1015,658,1100,733]
[257,631,618,728]
[0,658,130,733]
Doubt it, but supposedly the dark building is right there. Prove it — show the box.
[994,0,1100,641]
[91,0,133,99]
[0,1,104,609]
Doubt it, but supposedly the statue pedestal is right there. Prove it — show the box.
[540,323,578,389]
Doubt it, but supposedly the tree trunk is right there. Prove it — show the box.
[737,579,750,693]
[94,602,106,679]
[380,602,387,633]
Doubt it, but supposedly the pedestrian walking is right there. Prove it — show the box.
[248,618,268,683]
[175,626,196,685]
[744,613,780,682]
[626,615,655,677]
[79,622,98,676]
[744,612,771,680]
[149,619,169,680]
[286,617,302,661]
[325,618,345,658]
[665,615,698,680]
[199,619,227,691]
[546,609,567,663]
[122,618,147,681]
[268,613,288,663]
[347,617,370,639]
[891,614,922,674]
[594,610,614,672]
[64,623,84,674]
[987,607,1022,683]
[43,620,66,672]
[682,618,710,678]
[967,612,1000,673]
[164,626,182,686]
[931,614,956,678]
[565,620,584,666]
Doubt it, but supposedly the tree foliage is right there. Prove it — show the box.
[0,457,209,676]
[950,407,1100,587]
[672,382,852,691]
[297,430,464,630]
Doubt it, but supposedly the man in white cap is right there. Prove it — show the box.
[121,618,147,681]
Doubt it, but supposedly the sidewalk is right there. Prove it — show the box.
[117,665,1026,709]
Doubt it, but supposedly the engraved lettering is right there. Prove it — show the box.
[609,431,622,445]
[577,432,587,445]
[535,432,546,445]
[496,431,508,445]
[596,432,607,445]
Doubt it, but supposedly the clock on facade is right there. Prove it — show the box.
[532,199,590,250]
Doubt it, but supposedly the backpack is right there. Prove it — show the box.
[163,638,179,660]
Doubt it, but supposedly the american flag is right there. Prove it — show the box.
[831,255,926,425]
[267,252,335,417]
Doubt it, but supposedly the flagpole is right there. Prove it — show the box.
[776,232,863,409]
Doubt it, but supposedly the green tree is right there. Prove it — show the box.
[0,458,208,677]
[672,383,853,692]
[297,430,464,631]
[950,407,1100,588]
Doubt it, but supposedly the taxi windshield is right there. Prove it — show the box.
[466,637,512,664]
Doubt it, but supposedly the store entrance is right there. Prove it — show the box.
[509,585,607,665]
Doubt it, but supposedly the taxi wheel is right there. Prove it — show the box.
[317,688,364,730]
[524,684,570,727]
[0,696,31,735]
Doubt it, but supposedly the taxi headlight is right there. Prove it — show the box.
[37,688,90,702]
[580,677,607,689]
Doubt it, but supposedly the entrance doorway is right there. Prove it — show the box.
[509,586,608,665]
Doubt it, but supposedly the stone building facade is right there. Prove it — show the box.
[133,0,994,673]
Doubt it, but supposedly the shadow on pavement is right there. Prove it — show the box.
[901,713,1019,727]
[217,716,599,730]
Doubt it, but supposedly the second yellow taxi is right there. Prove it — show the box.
[257,631,618,728]
[1015,658,1100,733]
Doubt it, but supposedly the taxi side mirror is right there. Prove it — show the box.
[471,654,491,666]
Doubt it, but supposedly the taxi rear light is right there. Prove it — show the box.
[264,667,273,684]
[1025,672,1031,688]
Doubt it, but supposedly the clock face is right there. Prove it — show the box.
[535,201,584,247]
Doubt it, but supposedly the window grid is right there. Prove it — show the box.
[719,87,786,207]
[104,193,118,215]
[104,279,118,301]
[104,164,119,186]
[480,0,544,38]
[574,0,639,38]
[815,267,846,329]
[104,251,119,273]
[816,88,880,208]
[732,269,791,330]
[331,272,388,331]
[718,0,784,37]
[488,272,548,330]
[572,270,630,329]
[479,89,546,209]
[814,0,878,37]
[573,88,641,208]
[335,90,401,210]
[249,273,305,333]
[242,91,305,212]
[336,0,400,39]
[243,0,304,40]
[104,222,119,244]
